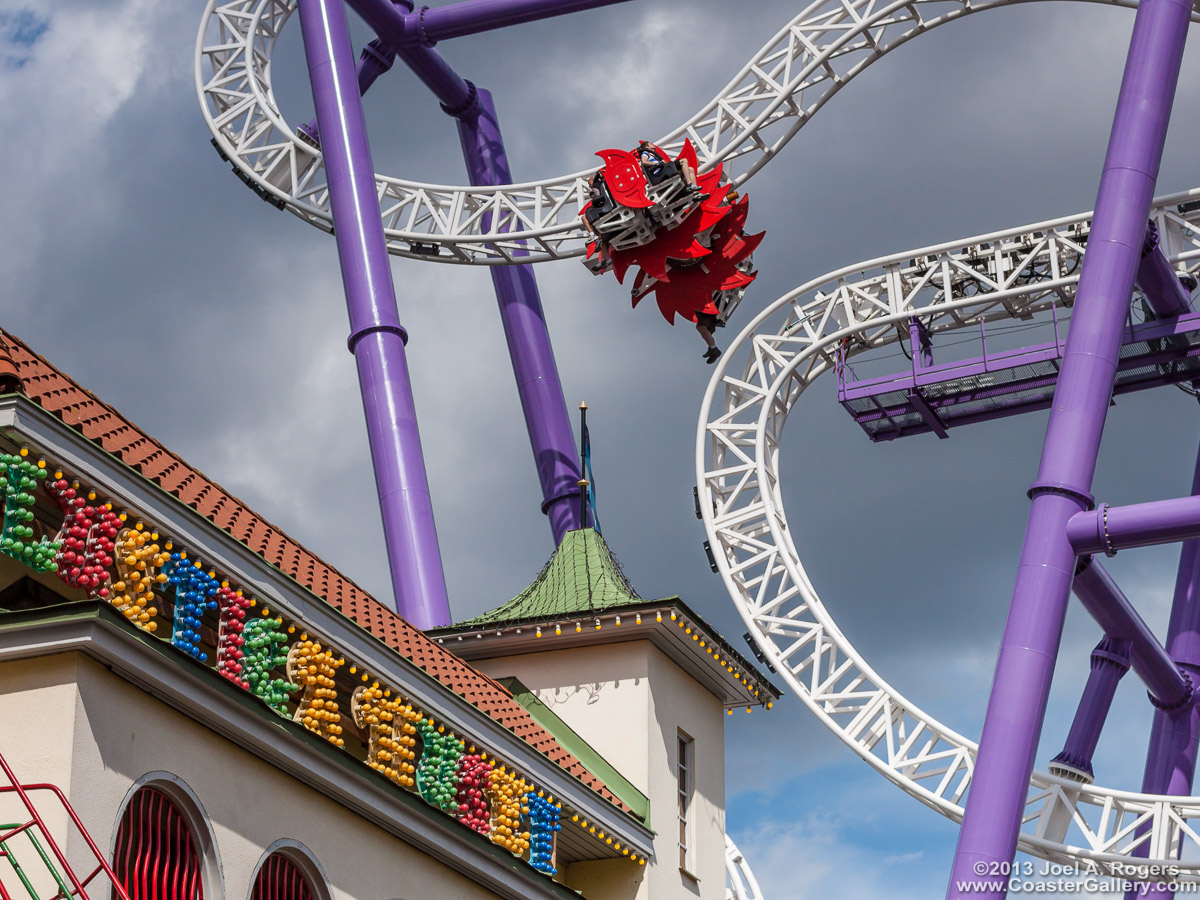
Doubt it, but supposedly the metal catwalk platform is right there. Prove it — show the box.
[838,308,1200,441]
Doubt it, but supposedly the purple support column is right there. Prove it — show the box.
[1137,221,1193,317]
[945,0,1191,892]
[346,0,632,49]
[457,89,585,540]
[1068,496,1200,555]
[344,0,476,110]
[338,0,585,541]
[1050,637,1131,783]
[300,39,396,145]
[1070,557,1189,707]
[1126,442,1200,900]
[297,0,452,629]
[416,0,634,41]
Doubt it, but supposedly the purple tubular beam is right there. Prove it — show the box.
[1137,221,1193,317]
[945,0,1191,892]
[1050,637,1131,782]
[297,0,452,629]
[346,0,632,50]
[343,0,475,111]
[1165,447,1200,671]
[1071,557,1189,708]
[457,89,585,540]
[335,1,585,541]
[415,0,635,42]
[300,39,396,145]
[1067,496,1200,556]
[1125,443,1200,900]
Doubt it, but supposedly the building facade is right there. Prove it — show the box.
[0,328,775,900]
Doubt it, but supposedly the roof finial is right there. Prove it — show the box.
[578,402,589,532]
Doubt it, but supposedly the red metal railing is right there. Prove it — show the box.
[0,751,131,900]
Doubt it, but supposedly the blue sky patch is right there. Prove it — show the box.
[1,9,49,69]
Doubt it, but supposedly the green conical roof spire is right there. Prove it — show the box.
[454,529,643,627]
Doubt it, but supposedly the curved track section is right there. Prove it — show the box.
[697,188,1200,880]
[195,0,1176,265]
[725,834,765,900]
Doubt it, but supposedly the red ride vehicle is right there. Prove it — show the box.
[579,139,764,364]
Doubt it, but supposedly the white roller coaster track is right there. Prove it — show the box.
[196,0,1200,884]
[697,188,1200,882]
[726,834,765,900]
[195,0,1198,265]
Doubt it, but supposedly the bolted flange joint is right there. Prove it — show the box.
[440,79,479,119]
[1027,479,1096,509]
[347,323,408,353]
[1149,669,1194,712]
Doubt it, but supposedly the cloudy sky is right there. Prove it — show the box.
[6,0,1200,896]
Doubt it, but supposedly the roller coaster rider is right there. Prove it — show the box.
[581,172,616,264]
[631,270,723,365]
[637,141,702,196]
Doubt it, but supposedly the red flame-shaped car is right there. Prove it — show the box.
[580,138,764,332]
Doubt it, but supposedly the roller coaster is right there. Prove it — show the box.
[198,0,1200,895]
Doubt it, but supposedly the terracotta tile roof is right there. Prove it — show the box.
[0,339,22,395]
[0,329,631,816]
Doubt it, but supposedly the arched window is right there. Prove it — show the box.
[250,854,315,900]
[112,786,204,900]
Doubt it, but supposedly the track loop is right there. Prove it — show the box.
[726,834,765,900]
[698,188,1200,881]
[196,0,1163,264]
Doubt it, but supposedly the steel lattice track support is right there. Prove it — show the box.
[697,188,1200,882]
[195,0,1200,265]
[725,834,765,900]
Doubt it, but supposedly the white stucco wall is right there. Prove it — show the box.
[0,653,509,900]
[474,638,726,900]
[0,655,80,899]
[645,645,726,899]
[475,642,651,793]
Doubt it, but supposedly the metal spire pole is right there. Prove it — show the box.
[945,0,1192,891]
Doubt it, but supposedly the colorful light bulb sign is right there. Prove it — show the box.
[0,452,59,570]
[0,453,619,875]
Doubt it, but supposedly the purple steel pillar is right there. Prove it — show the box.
[340,0,585,541]
[297,0,452,628]
[456,88,585,540]
[1068,496,1200,554]
[300,39,396,145]
[945,0,1191,892]
[1137,221,1193,317]
[1126,441,1200,899]
[346,0,633,49]
[417,0,634,41]
[1071,557,1190,706]
[1050,636,1131,782]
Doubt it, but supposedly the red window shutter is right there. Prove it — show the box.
[112,788,203,900]
[251,855,314,900]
